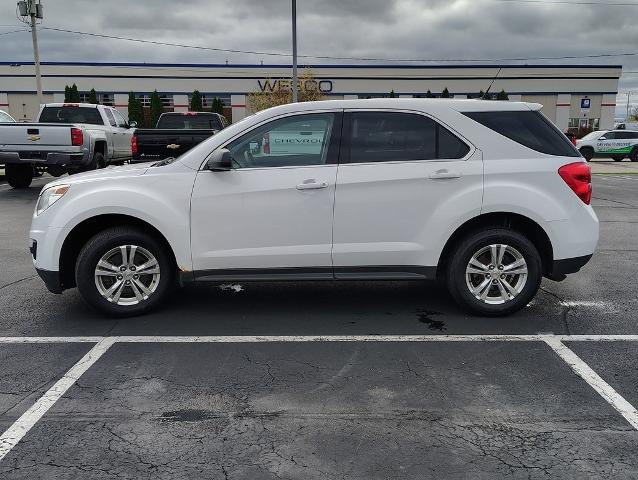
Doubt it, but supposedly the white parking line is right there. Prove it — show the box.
[545,337,638,431]
[0,333,638,462]
[1,334,638,343]
[0,338,115,462]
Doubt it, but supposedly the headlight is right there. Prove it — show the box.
[35,184,70,216]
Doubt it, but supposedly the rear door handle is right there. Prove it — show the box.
[296,180,329,190]
[429,169,461,180]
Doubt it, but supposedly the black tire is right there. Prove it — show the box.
[445,228,542,317]
[75,227,174,317]
[78,152,105,173]
[630,148,638,162]
[5,164,33,189]
[47,165,66,177]
[612,155,625,162]
[579,147,594,162]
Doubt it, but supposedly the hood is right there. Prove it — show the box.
[44,162,155,188]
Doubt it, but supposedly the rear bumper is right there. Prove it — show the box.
[0,151,86,166]
[35,267,63,294]
[547,254,593,281]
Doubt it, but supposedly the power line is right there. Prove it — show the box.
[0,29,28,36]
[40,26,638,63]
[491,0,638,5]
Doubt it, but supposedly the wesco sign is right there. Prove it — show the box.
[258,79,333,94]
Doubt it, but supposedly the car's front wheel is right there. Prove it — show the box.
[75,227,174,317]
[446,228,542,316]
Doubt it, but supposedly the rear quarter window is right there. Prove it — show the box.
[463,110,579,157]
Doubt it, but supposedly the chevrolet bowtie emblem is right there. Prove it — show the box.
[29,135,40,141]
[166,144,180,149]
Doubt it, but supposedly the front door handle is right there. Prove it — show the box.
[296,179,329,190]
[429,169,461,180]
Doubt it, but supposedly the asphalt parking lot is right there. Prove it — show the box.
[0,161,638,479]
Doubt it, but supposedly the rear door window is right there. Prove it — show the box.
[616,131,638,139]
[104,109,117,127]
[158,114,223,129]
[463,110,579,157]
[345,111,470,163]
[39,106,104,125]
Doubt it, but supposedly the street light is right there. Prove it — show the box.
[17,0,43,106]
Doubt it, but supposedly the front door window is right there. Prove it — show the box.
[225,113,336,169]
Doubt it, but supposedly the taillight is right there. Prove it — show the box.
[131,134,138,156]
[559,162,592,205]
[71,127,83,146]
[263,132,270,154]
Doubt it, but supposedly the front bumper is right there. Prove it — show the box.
[35,267,63,294]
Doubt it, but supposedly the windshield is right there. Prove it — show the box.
[39,106,103,125]
[157,114,222,130]
[580,131,605,141]
[0,111,14,122]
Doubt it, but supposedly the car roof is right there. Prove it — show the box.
[162,111,216,115]
[43,103,101,108]
[255,98,541,116]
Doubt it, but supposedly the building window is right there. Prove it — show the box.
[568,117,600,131]
[100,93,114,106]
[78,92,114,106]
[137,94,151,107]
[159,94,174,108]
[199,94,231,108]
[136,94,173,108]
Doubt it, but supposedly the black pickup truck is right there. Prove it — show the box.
[131,112,228,162]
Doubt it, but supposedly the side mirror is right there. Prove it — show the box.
[128,121,138,129]
[599,136,607,141]
[206,148,233,171]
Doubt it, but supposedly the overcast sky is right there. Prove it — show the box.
[1,0,637,117]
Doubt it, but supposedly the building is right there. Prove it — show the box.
[0,61,620,131]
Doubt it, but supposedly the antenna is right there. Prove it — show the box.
[481,67,502,100]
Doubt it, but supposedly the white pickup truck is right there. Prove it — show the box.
[0,103,136,188]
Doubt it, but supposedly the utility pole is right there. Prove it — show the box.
[17,0,43,106]
[291,0,298,103]
[627,92,632,121]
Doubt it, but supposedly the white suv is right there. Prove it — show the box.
[576,129,638,162]
[29,99,598,317]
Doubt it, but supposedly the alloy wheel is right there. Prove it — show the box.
[465,244,528,305]
[94,245,161,305]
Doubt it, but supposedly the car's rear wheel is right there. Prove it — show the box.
[612,155,625,162]
[75,227,173,317]
[579,147,594,162]
[630,148,638,162]
[445,228,542,316]
[78,152,105,173]
[5,164,33,189]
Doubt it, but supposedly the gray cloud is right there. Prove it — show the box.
[1,0,637,116]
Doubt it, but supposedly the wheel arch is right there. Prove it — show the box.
[436,212,553,278]
[59,213,177,290]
